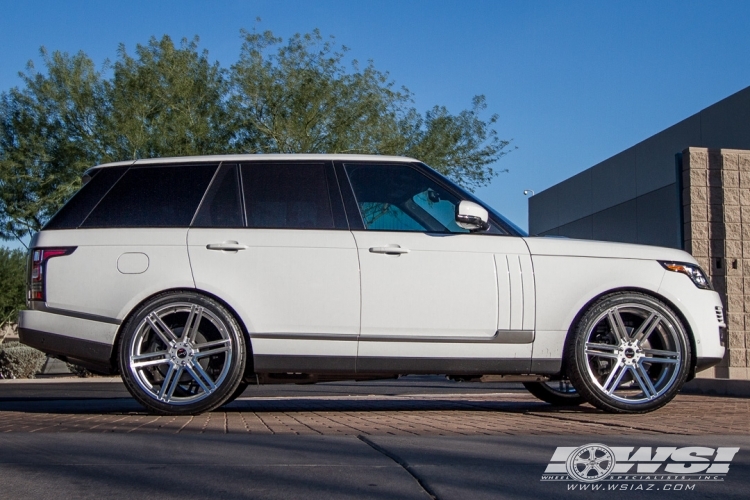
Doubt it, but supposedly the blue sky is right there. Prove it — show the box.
[2,0,750,239]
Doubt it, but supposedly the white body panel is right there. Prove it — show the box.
[353,231,533,360]
[657,271,725,361]
[525,237,725,368]
[187,228,360,358]
[35,228,194,320]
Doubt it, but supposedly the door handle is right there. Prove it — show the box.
[206,241,249,251]
[369,246,410,255]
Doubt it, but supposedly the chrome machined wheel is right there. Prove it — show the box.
[119,292,245,415]
[567,292,690,413]
[584,304,681,403]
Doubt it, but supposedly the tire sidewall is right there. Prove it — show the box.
[567,292,691,413]
[523,381,584,406]
[118,291,246,415]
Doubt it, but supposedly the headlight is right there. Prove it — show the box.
[659,261,712,290]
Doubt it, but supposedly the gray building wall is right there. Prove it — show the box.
[529,85,750,248]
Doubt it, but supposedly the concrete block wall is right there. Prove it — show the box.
[683,147,750,379]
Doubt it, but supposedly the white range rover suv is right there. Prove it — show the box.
[19,154,725,415]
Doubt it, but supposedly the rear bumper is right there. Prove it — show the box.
[19,328,114,373]
[18,309,118,373]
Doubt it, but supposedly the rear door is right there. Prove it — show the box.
[187,161,361,373]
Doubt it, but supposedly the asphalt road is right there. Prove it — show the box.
[0,376,748,499]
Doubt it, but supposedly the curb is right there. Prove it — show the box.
[681,378,750,398]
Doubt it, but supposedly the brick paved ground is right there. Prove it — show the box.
[0,391,747,435]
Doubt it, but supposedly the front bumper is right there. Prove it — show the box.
[658,272,726,375]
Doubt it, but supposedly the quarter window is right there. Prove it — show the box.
[192,164,243,227]
[44,166,127,230]
[82,163,218,227]
[345,163,469,233]
[241,163,334,229]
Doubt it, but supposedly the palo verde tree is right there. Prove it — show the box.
[0,28,512,246]
[230,29,510,189]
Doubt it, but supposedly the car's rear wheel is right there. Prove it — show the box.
[566,292,691,414]
[118,291,246,415]
[523,379,584,406]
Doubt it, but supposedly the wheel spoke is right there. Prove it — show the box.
[643,348,680,358]
[637,362,659,396]
[163,366,184,402]
[607,308,630,342]
[146,313,178,347]
[158,364,179,401]
[630,364,656,399]
[641,356,679,364]
[633,312,660,344]
[188,360,217,393]
[193,338,231,359]
[585,342,619,359]
[182,305,204,343]
[593,463,607,474]
[131,350,170,369]
[602,362,627,394]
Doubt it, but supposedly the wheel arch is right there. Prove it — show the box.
[561,286,698,380]
[110,287,254,376]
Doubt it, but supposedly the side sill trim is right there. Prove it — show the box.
[250,329,535,344]
[253,354,355,373]
[250,333,358,342]
[252,354,535,375]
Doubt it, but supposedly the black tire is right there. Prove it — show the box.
[118,291,246,415]
[222,380,250,406]
[566,292,691,414]
[523,380,584,406]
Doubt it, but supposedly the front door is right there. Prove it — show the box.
[341,162,534,374]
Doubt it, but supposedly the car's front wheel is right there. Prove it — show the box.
[566,292,691,414]
[118,291,246,415]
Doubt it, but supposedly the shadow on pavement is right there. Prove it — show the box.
[0,395,596,415]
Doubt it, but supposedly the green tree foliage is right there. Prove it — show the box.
[0,248,26,326]
[106,36,231,160]
[230,29,510,188]
[0,49,107,243]
[0,29,512,243]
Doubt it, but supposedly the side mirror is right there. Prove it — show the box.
[455,200,490,232]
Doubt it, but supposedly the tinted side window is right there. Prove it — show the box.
[192,164,243,227]
[345,163,469,233]
[82,163,217,228]
[43,166,128,230]
[241,163,334,229]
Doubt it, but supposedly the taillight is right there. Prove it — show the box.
[28,247,76,302]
